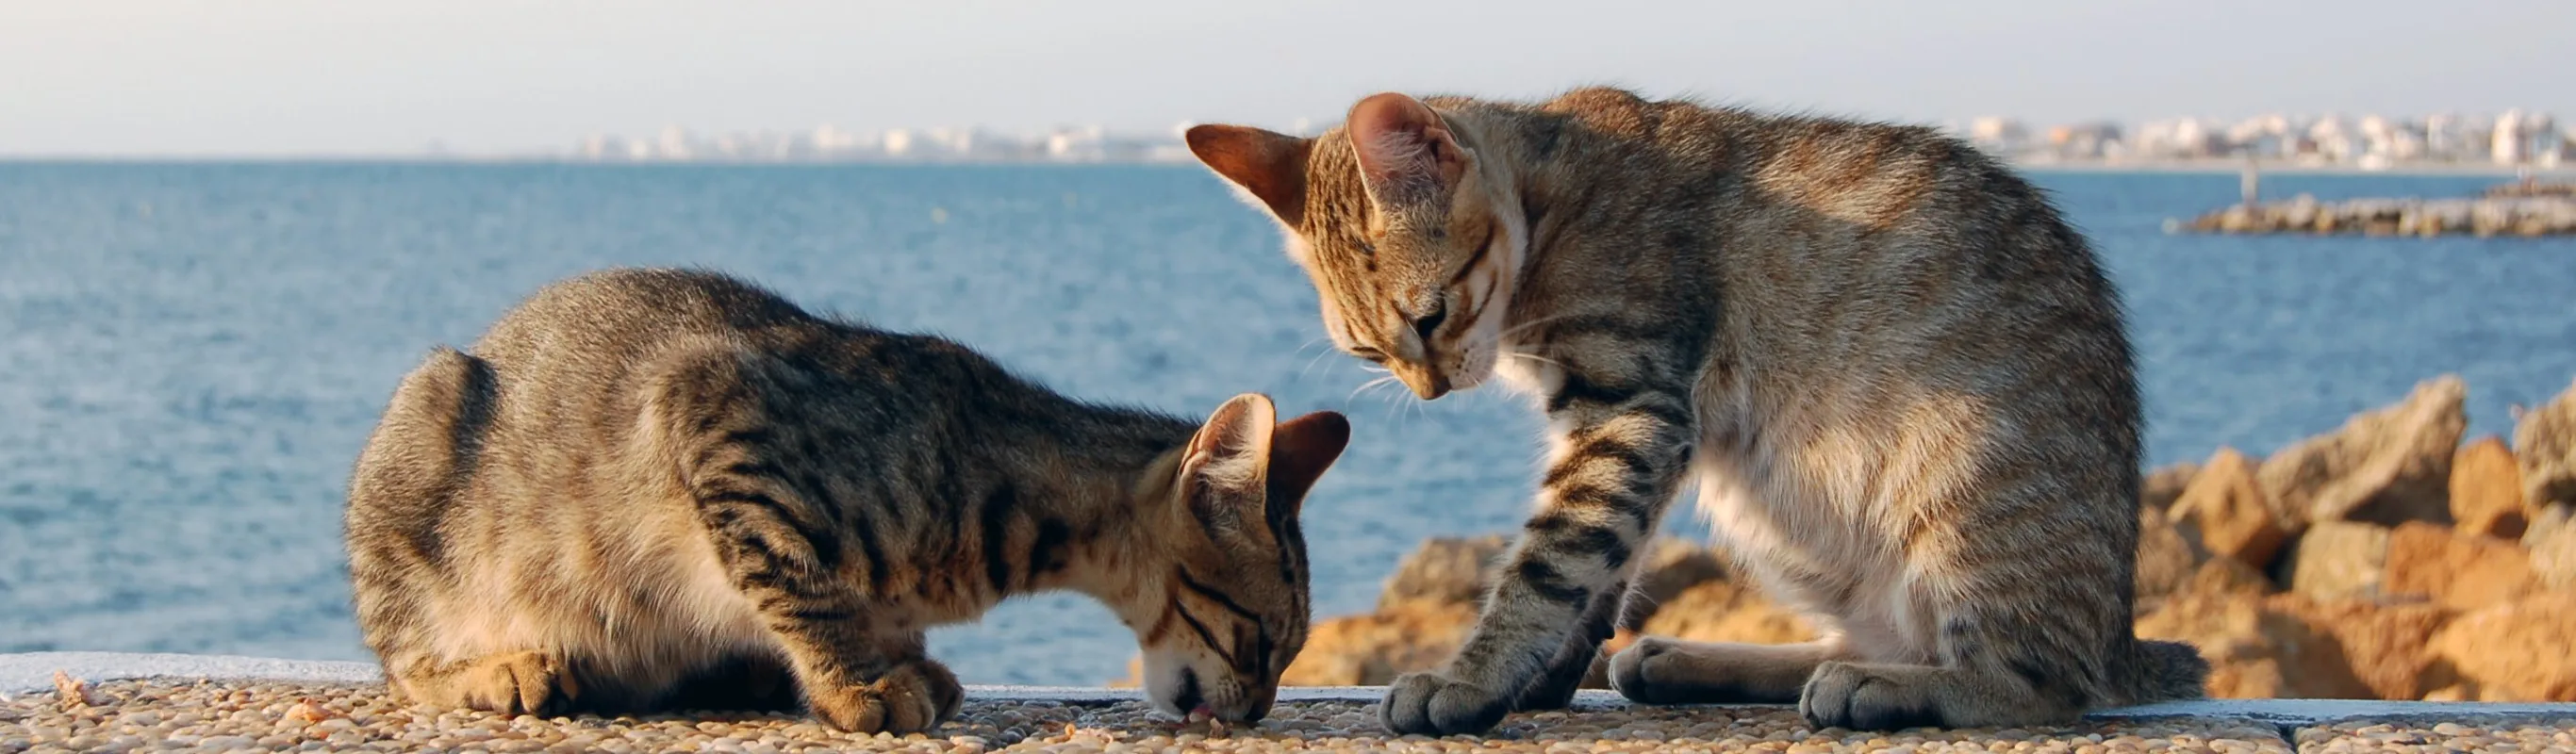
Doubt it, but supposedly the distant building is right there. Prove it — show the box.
[2046,122,2122,159]
[2132,118,2225,158]
[2494,109,2562,166]
[1967,116,2031,156]
[538,107,2560,168]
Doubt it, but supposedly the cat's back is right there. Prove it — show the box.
[471,268,826,377]
[1520,87,1978,221]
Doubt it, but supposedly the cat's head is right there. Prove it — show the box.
[1187,92,1524,401]
[1135,393,1348,723]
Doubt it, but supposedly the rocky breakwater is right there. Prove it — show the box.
[1252,374,2576,702]
[2171,194,2576,238]
[2485,180,2576,200]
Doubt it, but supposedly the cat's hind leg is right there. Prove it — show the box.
[1793,564,2121,729]
[1797,658,2086,730]
[1609,638,1843,704]
[388,650,578,717]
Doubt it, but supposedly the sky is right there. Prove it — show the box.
[3,0,2571,156]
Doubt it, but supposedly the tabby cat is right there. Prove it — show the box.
[344,268,1347,732]
[1185,88,2207,734]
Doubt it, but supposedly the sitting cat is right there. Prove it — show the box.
[1185,89,2206,734]
[344,268,1347,732]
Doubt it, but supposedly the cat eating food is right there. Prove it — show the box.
[344,268,1346,732]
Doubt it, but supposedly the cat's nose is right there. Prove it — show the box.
[1408,370,1452,401]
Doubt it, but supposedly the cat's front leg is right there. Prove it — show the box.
[1381,370,1695,735]
[678,410,957,731]
[799,637,963,734]
[1508,586,1627,712]
[768,620,963,733]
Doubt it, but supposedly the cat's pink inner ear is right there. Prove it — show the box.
[1346,92,1464,191]
[1185,124,1312,227]
[1183,393,1278,487]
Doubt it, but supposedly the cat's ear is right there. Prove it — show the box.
[1179,393,1279,530]
[1185,124,1313,227]
[1346,92,1468,203]
[1263,410,1350,520]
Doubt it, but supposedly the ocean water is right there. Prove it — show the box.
[2,163,2571,685]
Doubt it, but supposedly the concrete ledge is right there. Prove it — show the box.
[8,651,2572,726]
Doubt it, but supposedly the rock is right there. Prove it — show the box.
[2428,591,2576,701]
[2168,448,2287,570]
[1297,533,1740,689]
[2282,521,2390,600]
[2382,521,2538,611]
[1379,534,1728,619]
[2134,558,2371,699]
[2135,504,2204,610]
[2516,377,2576,509]
[2449,436,2531,539]
[1279,600,1478,686]
[2268,596,2453,700]
[2421,683,2476,701]
[2142,461,2202,515]
[2524,504,2576,590]
[1377,534,1510,610]
[2256,376,2467,529]
[1636,580,1816,647]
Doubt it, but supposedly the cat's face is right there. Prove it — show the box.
[1188,93,1524,401]
[1135,394,1347,724]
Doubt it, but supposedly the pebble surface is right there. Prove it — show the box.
[2290,716,2576,754]
[1,678,2551,752]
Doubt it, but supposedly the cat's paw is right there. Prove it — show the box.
[1608,636,1687,704]
[904,659,966,725]
[807,661,963,734]
[460,651,576,717]
[1379,671,1511,736]
[1797,661,1942,731]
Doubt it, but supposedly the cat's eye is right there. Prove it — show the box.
[1347,345,1389,362]
[1412,299,1447,342]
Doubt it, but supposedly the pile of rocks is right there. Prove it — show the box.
[2171,195,2576,238]
[2485,181,2576,199]
[1263,374,2576,702]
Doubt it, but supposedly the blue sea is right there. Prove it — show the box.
[3,163,2572,685]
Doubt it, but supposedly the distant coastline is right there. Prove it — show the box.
[7,154,2575,179]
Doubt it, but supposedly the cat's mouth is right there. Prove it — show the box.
[1393,343,1500,401]
[1397,368,1453,401]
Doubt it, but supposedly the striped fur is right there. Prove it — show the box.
[344,268,1346,732]
[1187,89,2206,734]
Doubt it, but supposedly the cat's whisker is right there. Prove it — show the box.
[1297,348,1340,381]
[1346,375,1398,404]
[1501,312,1578,338]
[1504,351,1570,372]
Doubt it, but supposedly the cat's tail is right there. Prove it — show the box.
[2118,638,2213,703]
